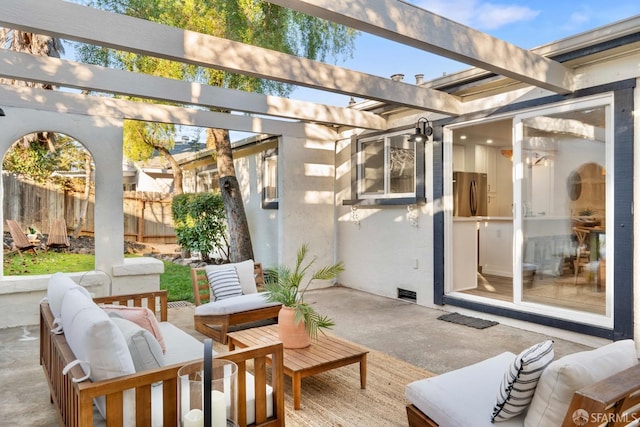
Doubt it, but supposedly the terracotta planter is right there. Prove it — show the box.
[277,306,311,349]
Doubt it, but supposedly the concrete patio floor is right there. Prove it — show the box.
[0,286,605,426]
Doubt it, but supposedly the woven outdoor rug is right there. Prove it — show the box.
[173,306,434,426]
[210,341,434,426]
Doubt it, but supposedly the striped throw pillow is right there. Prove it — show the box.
[207,265,243,301]
[491,340,554,421]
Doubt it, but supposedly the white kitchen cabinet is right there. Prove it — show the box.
[478,219,513,277]
[451,219,479,291]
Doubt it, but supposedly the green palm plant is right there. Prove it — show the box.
[264,244,345,340]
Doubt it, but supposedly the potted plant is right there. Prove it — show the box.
[264,243,344,348]
[27,226,38,241]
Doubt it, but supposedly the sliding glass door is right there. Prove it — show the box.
[445,94,614,328]
[513,95,613,324]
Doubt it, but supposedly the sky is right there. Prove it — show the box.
[290,0,640,107]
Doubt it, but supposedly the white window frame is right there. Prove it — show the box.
[357,130,416,199]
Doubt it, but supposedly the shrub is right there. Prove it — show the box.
[171,192,229,262]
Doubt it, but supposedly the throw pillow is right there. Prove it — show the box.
[60,288,135,422]
[205,260,258,295]
[110,316,165,372]
[524,339,638,427]
[100,305,166,354]
[491,340,554,422]
[207,265,243,301]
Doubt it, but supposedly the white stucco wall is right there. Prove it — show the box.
[0,107,163,327]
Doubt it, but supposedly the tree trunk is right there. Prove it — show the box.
[209,128,254,262]
[156,146,183,195]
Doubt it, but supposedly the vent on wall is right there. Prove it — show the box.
[397,288,417,302]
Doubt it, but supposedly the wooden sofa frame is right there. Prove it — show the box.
[191,263,282,344]
[406,361,640,427]
[40,290,285,427]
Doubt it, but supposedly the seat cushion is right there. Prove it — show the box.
[406,352,526,427]
[525,339,638,427]
[194,292,280,316]
[158,322,209,365]
[492,340,554,421]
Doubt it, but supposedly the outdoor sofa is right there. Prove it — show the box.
[405,339,640,426]
[191,260,282,344]
[40,273,285,427]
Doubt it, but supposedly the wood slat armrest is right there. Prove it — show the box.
[93,290,168,321]
[562,363,640,427]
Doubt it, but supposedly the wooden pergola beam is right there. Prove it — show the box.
[267,0,575,94]
[0,0,462,115]
[0,50,387,130]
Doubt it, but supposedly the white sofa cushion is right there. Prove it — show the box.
[207,265,243,301]
[158,322,207,366]
[525,339,638,427]
[111,316,165,372]
[205,260,258,295]
[60,288,136,421]
[194,292,280,316]
[47,272,91,320]
[406,352,525,427]
[492,340,554,421]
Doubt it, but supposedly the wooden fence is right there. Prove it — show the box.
[2,173,176,243]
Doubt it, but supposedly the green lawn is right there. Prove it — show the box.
[3,251,194,302]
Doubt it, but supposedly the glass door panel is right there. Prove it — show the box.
[518,104,609,315]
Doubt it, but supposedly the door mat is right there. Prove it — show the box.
[437,312,498,329]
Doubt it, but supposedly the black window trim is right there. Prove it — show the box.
[261,147,279,210]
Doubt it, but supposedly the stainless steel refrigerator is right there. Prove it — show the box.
[453,172,488,217]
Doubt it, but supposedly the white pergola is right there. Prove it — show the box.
[0,0,634,328]
[0,0,577,128]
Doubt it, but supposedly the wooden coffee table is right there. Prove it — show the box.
[227,324,369,409]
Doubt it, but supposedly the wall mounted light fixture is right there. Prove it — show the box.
[408,117,433,143]
[0,108,5,117]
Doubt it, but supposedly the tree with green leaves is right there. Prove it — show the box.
[75,0,357,262]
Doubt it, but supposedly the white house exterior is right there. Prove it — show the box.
[0,0,638,347]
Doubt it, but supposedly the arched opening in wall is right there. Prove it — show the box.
[3,131,96,275]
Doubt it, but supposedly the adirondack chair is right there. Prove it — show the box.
[46,218,70,252]
[6,219,38,255]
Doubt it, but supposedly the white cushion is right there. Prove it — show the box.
[525,339,638,427]
[110,316,165,372]
[492,340,554,421]
[194,292,280,316]
[60,289,135,422]
[207,265,243,301]
[47,272,91,320]
[205,260,258,295]
[406,352,525,427]
[159,322,208,366]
